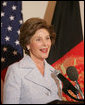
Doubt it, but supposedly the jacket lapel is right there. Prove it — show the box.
[20,55,52,90]
[24,68,49,88]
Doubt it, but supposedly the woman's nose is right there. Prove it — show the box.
[42,40,47,46]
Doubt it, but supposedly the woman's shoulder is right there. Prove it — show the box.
[7,55,34,73]
[8,57,24,69]
[5,56,28,78]
[8,55,29,68]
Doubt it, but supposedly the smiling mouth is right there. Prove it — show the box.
[40,48,48,53]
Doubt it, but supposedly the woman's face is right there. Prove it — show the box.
[27,28,51,61]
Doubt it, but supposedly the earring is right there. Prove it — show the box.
[27,46,30,50]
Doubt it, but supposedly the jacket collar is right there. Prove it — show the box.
[19,55,36,69]
[19,55,54,72]
[19,55,55,91]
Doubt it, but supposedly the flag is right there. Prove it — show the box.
[46,1,84,101]
[1,1,23,103]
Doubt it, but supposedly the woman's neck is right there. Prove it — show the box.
[30,55,45,76]
[30,54,44,65]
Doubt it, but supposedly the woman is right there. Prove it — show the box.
[3,18,62,104]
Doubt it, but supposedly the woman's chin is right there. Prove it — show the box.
[42,54,49,59]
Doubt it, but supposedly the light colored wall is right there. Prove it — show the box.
[22,1,48,21]
[22,1,84,38]
[79,1,84,38]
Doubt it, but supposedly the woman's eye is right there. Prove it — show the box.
[36,39,41,41]
[46,37,50,40]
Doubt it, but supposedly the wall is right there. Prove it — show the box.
[22,1,84,38]
[22,1,48,21]
[79,1,84,38]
